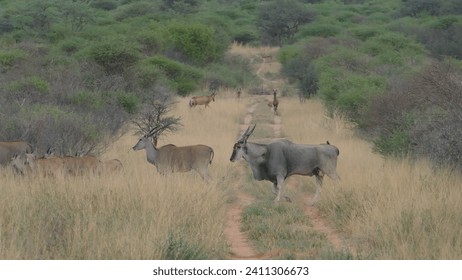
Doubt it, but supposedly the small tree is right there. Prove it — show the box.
[132,95,182,142]
[256,0,315,46]
[282,56,318,101]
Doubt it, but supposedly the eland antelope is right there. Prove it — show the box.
[132,126,214,181]
[229,124,340,206]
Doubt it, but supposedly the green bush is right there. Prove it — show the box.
[281,54,319,99]
[69,91,105,110]
[117,92,140,114]
[136,29,164,55]
[0,49,26,71]
[143,56,203,95]
[204,54,256,89]
[278,44,302,65]
[8,76,49,97]
[115,1,155,21]
[90,0,118,10]
[318,69,386,121]
[361,33,426,66]
[233,30,258,44]
[135,63,164,89]
[88,40,140,73]
[373,128,411,156]
[349,26,380,41]
[298,23,341,38]
[58,37,86,54]
[164,22,229,64]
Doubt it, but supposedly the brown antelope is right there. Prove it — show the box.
[132,125,214,182]
[236,87,242,99]
[0,141,33,166]
[62,155,101,176]
[189,91,217,108]
[12,149,102,177]
[11,152,66,177]
[272,89,279,114]
[98,159,124,174]
[261,54,272,62]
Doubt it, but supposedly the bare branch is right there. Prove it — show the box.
[132,95,182,139]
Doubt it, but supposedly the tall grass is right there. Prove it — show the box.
[280,98,462,259]
[0,97,245,260]
[2,94,461,259]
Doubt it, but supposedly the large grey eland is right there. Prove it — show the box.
[132,125,214,182]
[229,124,340,206]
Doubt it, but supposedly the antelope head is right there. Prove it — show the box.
[230,124,256,162]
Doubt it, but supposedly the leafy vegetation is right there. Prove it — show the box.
[1,0,461,166]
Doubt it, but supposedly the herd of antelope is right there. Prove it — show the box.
[2,88,339,205]
[3,144,123,177]
[1,87,277,180]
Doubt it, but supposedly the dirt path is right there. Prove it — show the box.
[224,47,352,259]
[224,104,260,259]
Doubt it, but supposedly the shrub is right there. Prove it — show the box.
[117,92,140,114]
[361,32,426,66]
[69,91,105,110]
[135,63,164,89]
[143,55,203,95]
[281,55,319,99]
[0,49,26,72]
[364,61,462,167]
[204,54,256,89]
[297,23,340,38]
[164,22,229,65]
[136,29,164,55]
[349,26,380,41]
[88,40,140,73]
[400,0,442,17]
[115,1,155,21]
[417,22,462,59]
[90,0,118,11]
[318,69,386,122]
[233,30,258,44]
[373,128,411,156]
[7,76,50,103]
[58,37,86,54]
[278,44,302,65]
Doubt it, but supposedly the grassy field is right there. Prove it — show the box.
[279,99,462,259]
[1,43,461,259]
[0,96,246,259]
[1,95,461,259]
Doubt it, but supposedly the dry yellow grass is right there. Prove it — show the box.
[2,41,461,259]
[1,96,461,259]
[0,96,246,260]
[280,98,462,259]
